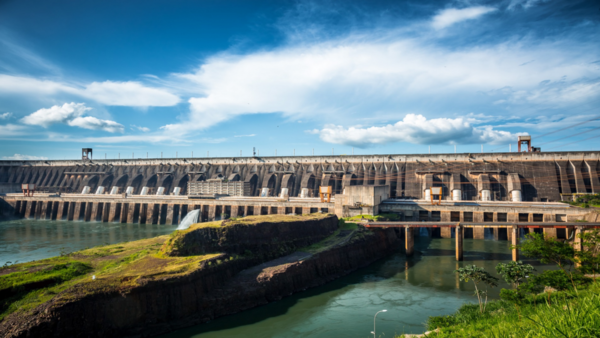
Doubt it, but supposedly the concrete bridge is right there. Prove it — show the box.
[362,221,600,262]
[0,150,599,202]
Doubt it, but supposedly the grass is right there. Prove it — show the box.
[345,213,401,222]
[563,193,600,209]
[0,235,220,321]
[396,283,600,337]
[0,214,335,321]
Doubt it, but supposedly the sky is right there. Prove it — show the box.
[0,0,599,160]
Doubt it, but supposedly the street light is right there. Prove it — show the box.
[371,309,387,338]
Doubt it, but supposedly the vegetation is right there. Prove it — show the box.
[345,213,401,222]
[395,226,600,337]
[0,235,220,321]
[454,265,499,313]
[564,193,600,208]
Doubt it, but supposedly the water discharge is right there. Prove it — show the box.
[0,221,553,337]
[177,209,200,230]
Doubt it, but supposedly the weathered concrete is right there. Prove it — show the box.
[456,225,463,261]
[405,226,414,256]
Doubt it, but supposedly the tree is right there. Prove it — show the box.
[517,233,579,292]
[455,265,499,313]
[496,261,535,288]
[577,229,600,282]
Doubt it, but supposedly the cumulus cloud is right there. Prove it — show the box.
[431,6,497,30]
[21,102,91,127]
[68,116,124,133]
[0,75,180,107]
[316,114,525,147]
[21,102,124,133]
[0,112,12,119]
[2,154,48,160]
[160,35,599,136]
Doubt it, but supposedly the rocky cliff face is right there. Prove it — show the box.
[163,214,339,258]
[1,224,401,338]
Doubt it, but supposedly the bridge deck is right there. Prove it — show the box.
[360,221,600,228]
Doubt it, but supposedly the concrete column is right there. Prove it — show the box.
[441,227,452,238]
[427,211,432,221]
[459,212,464,222]
[127,203,136,223]
[208,205,216,221]
[507,213,518,223]
[166,204,175,225]
[507,227,513,241]
[230,205,239,219]
[493,227,499,240]
[84,203,93,222]
[108,203,118,222]
[72,202,82,221]
[24,201,34,219]
[40,201,49,220]
[89,203,99,222]
[278,206,286,215]
[103,203,111,222]
[34,201,43,219]
[473,227,485,239]
[147,204,156,224]
[405,226,414,256]
[456,225,463,261]
[56,202,66,220]
[492,212,498,222]
[543,227,557,239]
[473,212,484,223]
[512,226,519,262]
[302,207,311,215]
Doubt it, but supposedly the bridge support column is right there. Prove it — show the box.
[507,227,513,241]
[127,203,136,223]
[574,226,584,267]
[208,205,216,221]
[302,207,311,215]
[34,201,43,219]
[473,227,485,239]
[277,206,286,215]
[441,227,452,238]
[405,226,414,256]
[456,225,463,261]
[511,226,519,262]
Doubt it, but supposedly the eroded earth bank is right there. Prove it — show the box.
[0,214,402,338]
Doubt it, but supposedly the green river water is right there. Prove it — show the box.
[0,219,550,337]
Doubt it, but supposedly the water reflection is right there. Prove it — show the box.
[160,233,552,338]
[0,219,177,265]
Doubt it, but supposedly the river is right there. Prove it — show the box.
[0,220,550,337]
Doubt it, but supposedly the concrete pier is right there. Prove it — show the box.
[405,226,414,256]
[456,225,463,261]
[511,226,519,261]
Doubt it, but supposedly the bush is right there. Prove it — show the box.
[526,270,591,291]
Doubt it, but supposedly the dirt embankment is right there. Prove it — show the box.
[1,216,401,338]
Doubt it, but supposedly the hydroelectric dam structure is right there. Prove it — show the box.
[1,148,600,262]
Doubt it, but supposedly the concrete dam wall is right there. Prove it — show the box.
[1,151,599,202]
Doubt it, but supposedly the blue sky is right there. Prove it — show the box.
[0,0,599,160]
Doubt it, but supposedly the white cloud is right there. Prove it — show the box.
[21,102,91,127]
[78,81,180,106]
[0,112,12,119]
[68,116,124,133]
[316,114,525,147]
[431,6,497,30]
[2,154,48,160]
[234,134,256,137]
[0,75,180,107]
[131,125,150,132]
[160,35,599,135]
[21,102,123,133]
[0,124,28,137]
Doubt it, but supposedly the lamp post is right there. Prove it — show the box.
[371,309,387,338]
